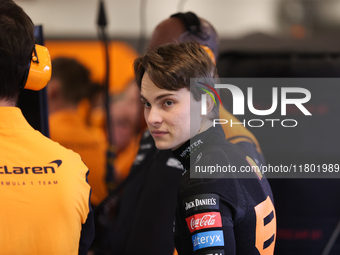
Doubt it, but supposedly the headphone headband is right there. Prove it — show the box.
[170,11,218,60]
[170,12,211,45]
[170,12,202,34]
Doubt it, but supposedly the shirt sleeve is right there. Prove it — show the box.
[175,187,241,254]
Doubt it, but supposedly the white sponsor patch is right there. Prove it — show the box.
[133,154,146,165]
[143,130,150,139]
[166,158,183,170]
[140,143,152,150]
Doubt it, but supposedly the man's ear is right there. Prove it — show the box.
[205,93,215,115]
[47,78,61,100]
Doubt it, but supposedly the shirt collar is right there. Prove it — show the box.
[172,125,225,170]
[0,107,32,130]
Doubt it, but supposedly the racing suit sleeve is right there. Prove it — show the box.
[174,178,240,255]
[174,154,274,254]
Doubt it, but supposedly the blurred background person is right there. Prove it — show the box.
[45,41,143,188]
[47,58,110,254]
[77,81,106,133]
[109,79,146,184]
[47,57,108,207]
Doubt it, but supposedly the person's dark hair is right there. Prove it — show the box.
[0,0,35,101]
[51,57,92,105]
[134,42,220,119]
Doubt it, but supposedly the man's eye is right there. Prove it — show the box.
[164,101,173,106]
[143,101,151,108]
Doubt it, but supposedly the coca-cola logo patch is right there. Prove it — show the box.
[185,212,222,233]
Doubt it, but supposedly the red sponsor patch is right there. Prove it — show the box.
[185,212,222,233]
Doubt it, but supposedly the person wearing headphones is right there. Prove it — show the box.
[0,1,94,254]
[110,12,268,255]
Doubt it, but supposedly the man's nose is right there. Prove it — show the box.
[146,107,163,126]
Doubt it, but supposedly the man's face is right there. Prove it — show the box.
[110,81,141,151]
[140,72,202,150]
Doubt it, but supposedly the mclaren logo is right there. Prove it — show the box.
[0,160,62,174]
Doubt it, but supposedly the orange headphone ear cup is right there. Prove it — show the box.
[24,44,52,91]
[200,45,216,65]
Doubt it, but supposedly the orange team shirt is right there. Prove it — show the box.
[49,109,108,206]
[0,107,93,254]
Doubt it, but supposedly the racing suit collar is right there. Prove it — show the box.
[172,125,225,170]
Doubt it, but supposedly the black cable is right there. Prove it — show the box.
[97,0,113,145]
[97,0,116,191]
[137,0,147,54]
